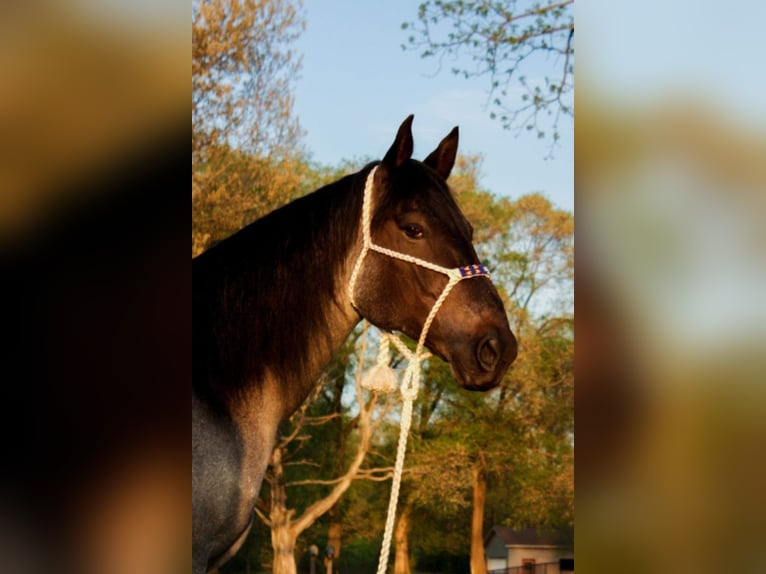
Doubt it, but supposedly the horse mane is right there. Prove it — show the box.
[192,164,373,408]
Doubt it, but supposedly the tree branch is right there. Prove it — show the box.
[287,466,396,488]
[403,0,573,148]
[498,0,575,25]
[254,505,271,527]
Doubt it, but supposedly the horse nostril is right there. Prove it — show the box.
[477,335,500,372]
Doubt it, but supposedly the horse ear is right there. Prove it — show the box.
[424,126,459,180]
[382,115,414,168]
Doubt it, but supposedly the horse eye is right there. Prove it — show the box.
[403,224,424,239]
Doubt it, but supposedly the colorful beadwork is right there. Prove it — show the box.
[458,264,489,278]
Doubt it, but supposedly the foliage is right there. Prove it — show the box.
[482,192,574,325]
[192,0,306,256]
[192,0,304,157]
[192,149,317,256]
[402,0,574,145]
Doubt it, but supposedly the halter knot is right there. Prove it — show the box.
[399,363,421,401]
[360,333,398,393]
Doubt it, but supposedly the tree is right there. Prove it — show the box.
[402,0,574,144]
[192,0,306,255]
[253,325,397,574]
[192,0,304,158]
[192,151,318,256]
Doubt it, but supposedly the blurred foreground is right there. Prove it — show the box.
[577,92,766,573]
[0,2,188,573]
[0,0,186,242]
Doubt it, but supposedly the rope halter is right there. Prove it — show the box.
[348,164,491,574]
[348,164,490,386]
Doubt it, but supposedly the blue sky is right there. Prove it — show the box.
[292,1,574,213]
[577,0,766,127]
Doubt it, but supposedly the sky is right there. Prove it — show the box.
[291,0,574,213]
[577,0,766,127]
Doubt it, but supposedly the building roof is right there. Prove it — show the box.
[485,526,573,548]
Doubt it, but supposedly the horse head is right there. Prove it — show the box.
[350,115,517,390]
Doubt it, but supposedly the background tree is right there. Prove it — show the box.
[402,0,574,145]
[192,0,306,255]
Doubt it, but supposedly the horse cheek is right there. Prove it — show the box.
[354,264,402,330]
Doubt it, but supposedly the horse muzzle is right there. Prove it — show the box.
[440,325,517,391]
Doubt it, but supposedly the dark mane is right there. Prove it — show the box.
[192,164,373,408]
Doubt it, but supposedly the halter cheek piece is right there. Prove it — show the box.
[347,164,493,574]
[348,164,490,394]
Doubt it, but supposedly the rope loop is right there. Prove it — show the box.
[400,363,421,401]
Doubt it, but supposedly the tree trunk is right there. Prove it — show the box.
[470,462,488,574]
[271,520,297,574]
[393,500,413,574]
[270,446,298,574]
[327,508,342,561]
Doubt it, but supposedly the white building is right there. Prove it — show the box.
[484,526,574,573]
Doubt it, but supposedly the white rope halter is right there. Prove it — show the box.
[348,164,490,574]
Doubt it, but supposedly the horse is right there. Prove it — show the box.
[192,115,517,573]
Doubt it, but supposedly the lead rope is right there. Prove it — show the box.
[349,165,489,574]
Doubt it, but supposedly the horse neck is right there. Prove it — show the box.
[199,171,366,422]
